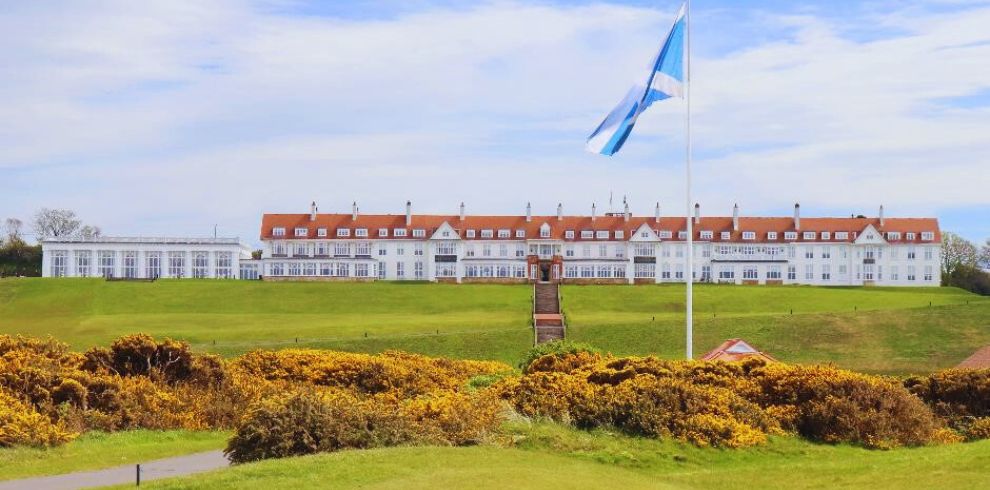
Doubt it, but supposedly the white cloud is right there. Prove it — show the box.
[1,1,988,245]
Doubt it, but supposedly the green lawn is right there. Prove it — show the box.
[0,430,228,481]
[102,422,990,490]
[0,278,531,363]
[563,284,990,374]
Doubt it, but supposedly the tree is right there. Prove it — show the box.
[980,239,990,271]
[78,225,102,239]
[4,218,23,244]
[940,232,979,279]
[33,208,81,240]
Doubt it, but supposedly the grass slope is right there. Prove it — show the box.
[563,284,990,374]
[0,278,531,362]
[0,430,228,481]
[103,422,990,490]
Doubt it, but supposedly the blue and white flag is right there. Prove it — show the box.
[586,3,686,156]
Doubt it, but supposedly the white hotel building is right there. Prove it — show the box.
[259,202,942,286]
[41,237,256,279]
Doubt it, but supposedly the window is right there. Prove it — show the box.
[581,230,594,239]
[718,266,735,280]
[661,263,671,279]
[145,253,161,279]
[659,230,673,239]
[436,242,456,255]
[355,228,368,237]
[784,232,797,240]
[516,244,526,257]
[565,230,575,239]
[635,263,655,278]
[821,232,831,240]
[516,229,526,238]
[97,251,115,278]
[839,264,848,276]
[316,242,329,256]
[615,231,624,240]
[293,227,307,237]
[356,242,372,256]
[907,266,916,281]
[890,265,899,281]
[886,232,900,241]
[482,244,492,257]
[787,266,796,280]
[378,245,387,256]
[122,251,138,278]
[805,264,814,280]
[821,246,831,259]
[269,262,285,276]
[596,230,609,240]
[767,265,782,280]
[464,244,474,257]
[863,264,874,281]
[499,244,508,257]
[335,262,350,277]
[394,229,407,237]
[700,230,713,240]
[287,262,301,276]
[319,263,331,276]
[192,252,209,278]
[397,244,406,255]
[335,242,351,257]
[378,228,389,237]
[303,263,316,276]
[582,245,591,257]
[481,229,494,238]
[906,232,916,241]
[497,229,510,238]
[436,263,456,278]
[317,228,328,237]
[355,263,369,277]
[378,263,387,279]
[294,243,308,257]
[924,247,934,260]
[598,244,608,257]
[907,247,916,260]
[413,229,426,238]
[743,267,758,280]
[634,244,654,257]
[821,264,831,281]
[720,231,730,240]
[414,261,424,279]
[742,231,755,240]
[805,247,814,259]
[413,243,424,256]
[924,265,933,281]
[336,228,350,237]
[50,251,68,277]
[565,245,575,257]
[272,227,286,237]
[168,252,185,278]
[767,232,778,240]
[921,232,934,241]
[466,230,476,238]
[678,231,688,240]
[803,231,816,240]
[835,232,849,240]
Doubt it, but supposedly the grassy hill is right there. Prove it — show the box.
[104,422,990,490]
[1,278,988,372]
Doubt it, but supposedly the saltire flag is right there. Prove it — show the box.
[586,3,686,156]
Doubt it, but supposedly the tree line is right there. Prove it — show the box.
[1,209,101,277]
[940,232,990,295]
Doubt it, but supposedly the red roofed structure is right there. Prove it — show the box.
[701,339,777,363]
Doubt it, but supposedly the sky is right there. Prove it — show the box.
[1,0,988,248]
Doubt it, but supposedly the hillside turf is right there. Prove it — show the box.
[0,278,988,372]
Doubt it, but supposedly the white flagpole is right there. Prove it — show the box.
[684,0,694,360]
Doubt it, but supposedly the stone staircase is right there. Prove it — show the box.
[533,283,565,344]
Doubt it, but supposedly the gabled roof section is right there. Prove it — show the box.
[854,224,888,245]
[430,221,460,240]
[630,223,660,242]
[701,339,777,363]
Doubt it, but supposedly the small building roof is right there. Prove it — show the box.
[701,338,777,363]
[956,346,990,369]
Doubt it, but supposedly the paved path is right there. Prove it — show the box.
[0,450,229,490]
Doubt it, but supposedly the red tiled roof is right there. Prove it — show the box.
[260,213,940,243]
[957,346,990,369]
[701,339,777,363]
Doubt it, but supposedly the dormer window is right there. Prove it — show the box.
[295,227,308,237]
[481,229,493,238]
[720,231,730,240]
[412,229,426,238]
[802,231,816,240]
[540,224,551,238]
[565,230,575,239]
[767,232,778,240]
[678,231,688,240]
[836,231,849,240]
[784,232,798,240]
[596,230,609,240]
[614,230,624,239]
[742,231,756,240]
[821,232,830,240]
[515,230,526,238]
[378,228,389,237]
[272,227,286,237]
[498,229,510,238]
[921,232,934,241]
[906,232,916,241]
[700,230,713,240]
[886,232,901,240]
[581,230,594,239]
[336,228,350,237]
[394,228,407,237]
[466,230,476,238]
[659,230,673,239]
[355,228,368,237]
[317,228,328,237]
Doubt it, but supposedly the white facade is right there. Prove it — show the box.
[258,204,942,287]
[41,237,254,280]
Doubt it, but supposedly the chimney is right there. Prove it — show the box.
[526,202,532,222]
[794,203,801,231]
[623,198,630,222]
[405,200,412,226]
[732,203,739,231]
[655,202,660,224]
[459,202,465,221]
[557,203,563,221]
[879,204,885,228]
[352,201,358,221]
[591,202,597,222]
[310,201,317,222]
[693,203,700,225]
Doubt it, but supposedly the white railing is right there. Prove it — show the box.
[43,236,241,245]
